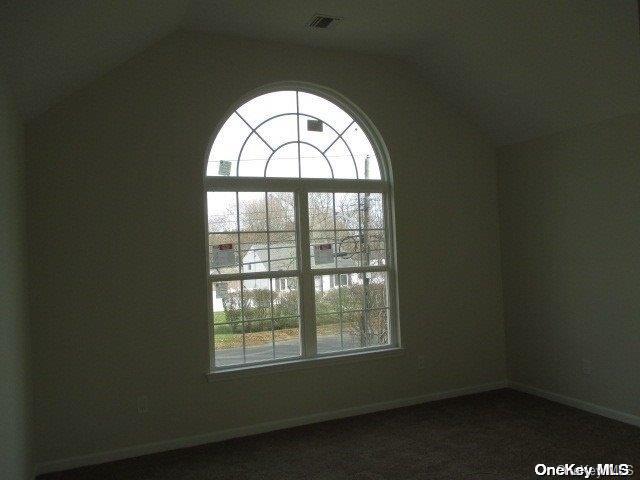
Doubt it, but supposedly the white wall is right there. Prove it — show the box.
[0,77,31,478]
[27,31,505,468]
[498,114,640,418]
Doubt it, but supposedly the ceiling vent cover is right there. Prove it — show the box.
[307,14,342,29]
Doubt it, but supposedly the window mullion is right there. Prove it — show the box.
[297,189,317,357]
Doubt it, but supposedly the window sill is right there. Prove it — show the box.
[205,347,405,382]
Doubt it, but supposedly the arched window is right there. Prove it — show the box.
[205,85,399,372]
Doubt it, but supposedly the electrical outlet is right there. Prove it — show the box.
[417,355,427,370]
[137,395,148,414]
[581,359,592,376]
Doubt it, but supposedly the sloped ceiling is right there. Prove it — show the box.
[1,0,638,145]
[0,0,189,120]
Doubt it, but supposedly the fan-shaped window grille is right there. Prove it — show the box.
[207,90,381,180]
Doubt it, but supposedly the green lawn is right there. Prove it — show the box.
[212,310,228,323]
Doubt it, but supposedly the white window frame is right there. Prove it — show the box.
[204,82,401,376]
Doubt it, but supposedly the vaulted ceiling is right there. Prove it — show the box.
[1,0,638,145]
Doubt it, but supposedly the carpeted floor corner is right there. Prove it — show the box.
[38,389,640,479]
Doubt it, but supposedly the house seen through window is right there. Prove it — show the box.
[205,86,398,370]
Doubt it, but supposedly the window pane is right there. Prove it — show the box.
[298,114,338,152]
[236,91,297,128]
[342,312,363,350]
[244,320,275,363]
[298,91,353,133]
[240,232,268,273]
[335,192,360,229]
[335,230,361,267]
[266,143,300,178]
[342,123,380,180]
[314,274,340,314]
[272,277,301,359]
[274,316,300,359]
[340,273,364,311]
[214,275,301,367]
[300,143,333,179]
[241,280,271,321]
[214,322,244,367]
[267,192,295,231]
[343,309,389,349]
[314,272,390,354]
[238,134,270,177]
[309,192,336,269]
[269,231,297,271]
[209,233,239,274]
[316,313,342,354]
[212,281,242,323]
[206,191,297,275]
[212,279,244,368]
[363,308,390,347]
[364,272,388,310]
[361,192,384,229]
[207,114,250,177]
[363,229,386,266]
[308,192,334,230]
[271,277,299,317]
[325,138,357,179]
[257,114,297,150]
[238,192,267,231]
[207,192,237,232]
[308,191,386,269]
[310,231,336,268]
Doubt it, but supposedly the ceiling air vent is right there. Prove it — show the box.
[307,14,342,29]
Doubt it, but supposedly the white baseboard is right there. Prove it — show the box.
[509,381,640,428]
[35,380,507,476]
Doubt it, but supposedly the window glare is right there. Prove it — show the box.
[207,90,382,180]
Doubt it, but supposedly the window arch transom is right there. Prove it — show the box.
[207,90,382,180]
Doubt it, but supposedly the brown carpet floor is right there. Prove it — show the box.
[39,389,640,479]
